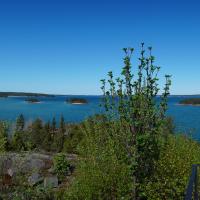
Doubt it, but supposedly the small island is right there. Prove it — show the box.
[179,98,200,106]
[66,98,88,104]
[25,98,40,103]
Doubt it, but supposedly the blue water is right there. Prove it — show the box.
[0,95,200,140]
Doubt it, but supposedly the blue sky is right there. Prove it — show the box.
[0,0,200,95]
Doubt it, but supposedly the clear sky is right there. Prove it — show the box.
[0,0,199,95]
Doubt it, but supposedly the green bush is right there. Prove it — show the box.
[62,123,83,153]
[11,185,54,200]
[143,135,200,200]
[53,153,70,178]
[0,121,9,152]
[64,117,133,200]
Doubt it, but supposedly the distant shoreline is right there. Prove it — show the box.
[0,92,54,98]
[1,92,200,97]
[177,103,200,106]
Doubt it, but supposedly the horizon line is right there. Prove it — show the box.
[1,91,200,96]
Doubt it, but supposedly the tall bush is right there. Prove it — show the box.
[100,44,171,198]
[0,121,9,152]
[65,44,171,199]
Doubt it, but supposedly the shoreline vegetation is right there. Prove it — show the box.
[66,98,88,104]
[179,98,200,106]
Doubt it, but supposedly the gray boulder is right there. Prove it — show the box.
[0,153,51,175]
[28,172,43,186]
[26,158,45,171]
[47,166,55,174]
[44,176,58,188]
[7,168,14,177]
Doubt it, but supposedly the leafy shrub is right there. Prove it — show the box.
[62,123,83,153]
[65,117,133,200]
[53,153,70,178]
[11,185,54,200]
[143,135,200,200]
[0,121,9,152]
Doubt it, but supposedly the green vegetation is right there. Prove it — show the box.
[9,115,81,153]
[0,114,84,155]
[143,135,200,200]
[179,98,200,105]
[0,115,79,199]
[53,153,70,179]
[12,114,26,151]
[0,121,9,152]
[65,44,172,199]
[8,186,55,200]
[1,44,200,199]
[66,98,88,104]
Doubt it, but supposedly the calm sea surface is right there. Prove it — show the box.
[0,95,200,140]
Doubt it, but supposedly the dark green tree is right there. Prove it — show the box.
[15,114,25,132]
[52,115,66,152]
[60,115,65,135]
[52,117,56,133]
[12,114,25,151]
[42,120,52,151]
[44,120,51,134]
[0,121,9,151]
[30,118,44,149]
[58,115,66,151]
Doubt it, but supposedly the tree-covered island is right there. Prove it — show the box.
[179,98,200,105]
[25,98,40,103]
[66,98,88,104]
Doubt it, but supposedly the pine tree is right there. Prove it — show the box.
[43,121,52,151]
[52,117,56,133]
[16,114,24,132]
[58,115,65,151]
[30,118,43,149]
[12,114,25,151]
[60,115,65,135]
[0,121,9,152]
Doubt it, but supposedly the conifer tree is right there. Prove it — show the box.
[43,120,52,151]
[52,117,56,133]
[58,115,65,151]
[30,118,43,149]
[0,121,9,152]
[12,114,25,151]
[15,114,25,132]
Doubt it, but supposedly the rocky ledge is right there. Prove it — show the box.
[0,152,77,192]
